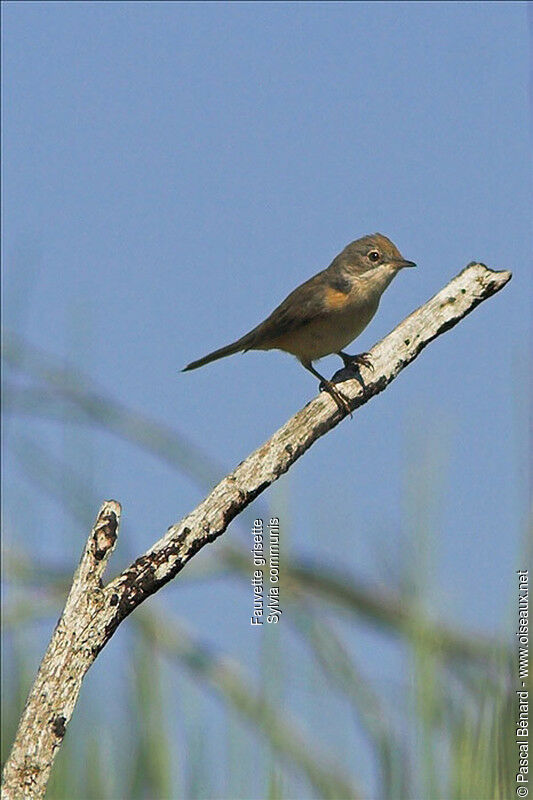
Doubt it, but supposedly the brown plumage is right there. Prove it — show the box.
[183,233,416,411]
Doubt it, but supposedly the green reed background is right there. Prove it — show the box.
[1,332,527,800]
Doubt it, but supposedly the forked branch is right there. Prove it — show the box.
[2,262,512,799]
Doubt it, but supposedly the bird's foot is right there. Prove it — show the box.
[339,351,374,372]
[319,379,352,416]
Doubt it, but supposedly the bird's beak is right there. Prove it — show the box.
[397,259,417,269]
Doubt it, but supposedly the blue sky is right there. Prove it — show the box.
[3,1,531,795]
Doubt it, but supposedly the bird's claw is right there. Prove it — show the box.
[340,352,374,372]
[319,380,352,416]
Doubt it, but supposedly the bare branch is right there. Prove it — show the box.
[102,263,512,632]
[2,263,511,798]
[2,501,120,799]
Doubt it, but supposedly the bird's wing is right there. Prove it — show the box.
[242,269,341,350]
[183,268,350,370]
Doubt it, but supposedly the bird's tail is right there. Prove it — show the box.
[182,333,253,372]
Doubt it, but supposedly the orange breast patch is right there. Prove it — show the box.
[325,286,350,309]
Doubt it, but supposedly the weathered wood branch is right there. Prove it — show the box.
[2,501,121,799]
[2,263,511,798]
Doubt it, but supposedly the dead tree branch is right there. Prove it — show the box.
[2,501,121,799]
[2,262,511,799]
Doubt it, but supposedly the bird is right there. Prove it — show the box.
[183,233,416,412]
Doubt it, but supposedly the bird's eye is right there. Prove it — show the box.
[368,250,380,262]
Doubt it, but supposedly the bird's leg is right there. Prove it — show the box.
[338,350,374,372]
[301,361,352,415]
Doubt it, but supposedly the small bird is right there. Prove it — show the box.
[183,233,416,412]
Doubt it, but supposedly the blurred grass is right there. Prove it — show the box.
[2,331,524,799]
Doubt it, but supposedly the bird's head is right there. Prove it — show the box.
[338,233,416,275]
